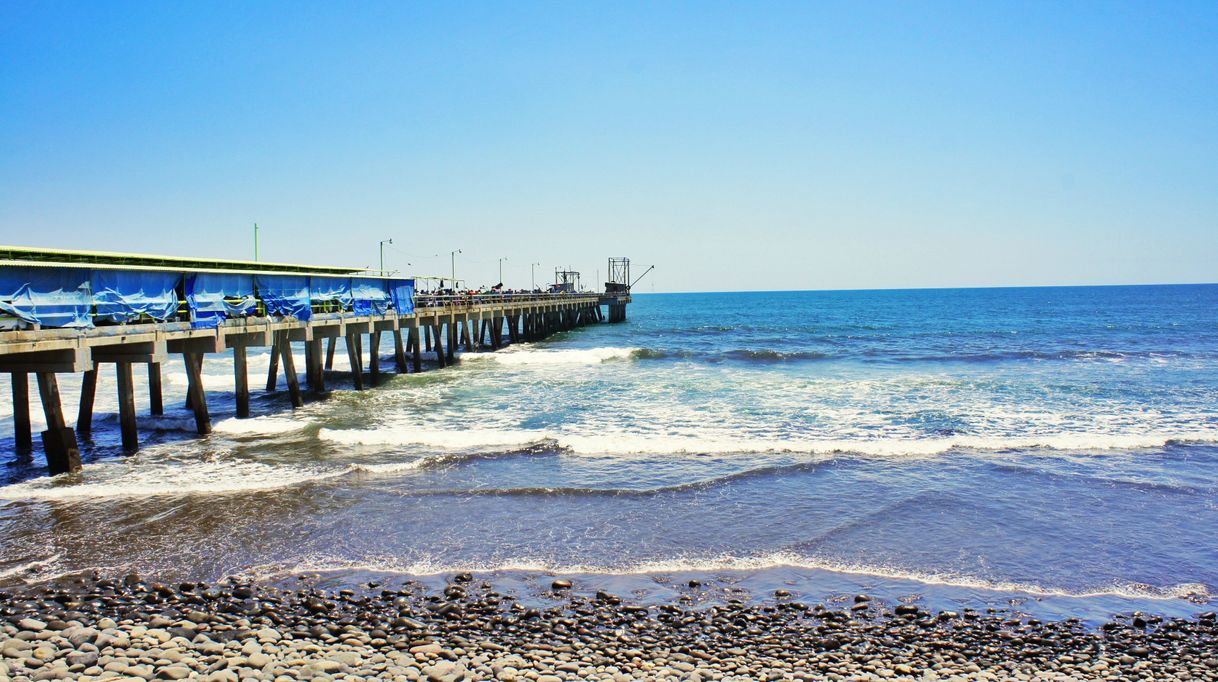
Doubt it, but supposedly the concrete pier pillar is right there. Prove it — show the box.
[446,319,456,364]
[369,331,381,378]
[36,372,81,475]
[148,363,164,416]
[432,323,446,368]
[325,337,337,371]
[308,339,325,393]
[182,353,211,435]
[116,361,138,452]
[345,333,364,390]
[266,336,280,392]
[76,369,97,436]
[278,335,303,407]
[393,329,407,373]
[410,326,423,372]
[11,373,32,453]
[304,341,316,388]
[233,346,250,418]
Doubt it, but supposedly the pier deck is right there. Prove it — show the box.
[0,248,631,475]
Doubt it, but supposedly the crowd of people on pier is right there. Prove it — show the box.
[413,282,589,307]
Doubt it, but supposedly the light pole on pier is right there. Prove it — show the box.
[379,238,393,276]
[253,223,259,262]
[531,262,541,291]
[451,249,461,290]
[498,257,508,286]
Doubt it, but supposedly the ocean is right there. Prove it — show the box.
[1,284,1216,622]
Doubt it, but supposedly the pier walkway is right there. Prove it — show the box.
[0,247,631,475]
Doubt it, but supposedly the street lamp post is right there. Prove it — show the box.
[379,238,393,276]
[450,249,461,290]
[498,257,508,287]
[531,262,541,291]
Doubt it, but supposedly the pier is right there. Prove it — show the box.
[0,247,632,475]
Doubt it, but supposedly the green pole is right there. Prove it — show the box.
[254,223,259,262]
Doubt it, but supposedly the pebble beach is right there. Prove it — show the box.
[1,574,1216,682]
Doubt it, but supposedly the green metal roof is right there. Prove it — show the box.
[0,245,366,276]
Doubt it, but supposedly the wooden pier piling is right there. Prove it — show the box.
[233,346,251,418]
[181,353,211,434]
[10,373,32,453]
[35,372,81,474]
[76,369,97,436]
[148,363,164,416]
[278,335,303,408]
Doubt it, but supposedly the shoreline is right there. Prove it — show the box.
[1,574,1215,681]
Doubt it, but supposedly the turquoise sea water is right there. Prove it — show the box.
[1,284,1216,620]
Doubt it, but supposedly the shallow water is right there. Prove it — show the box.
[1,285,1216,622]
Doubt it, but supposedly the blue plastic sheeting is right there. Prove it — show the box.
[256,275,311,321]
[0,266,93,328]
[351,277,391,316]
[388,279,415,315]
[186,273,256,328]
[92,269,180,323]
[309,276,353,311]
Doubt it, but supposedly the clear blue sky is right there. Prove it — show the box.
[2,1,1215,292]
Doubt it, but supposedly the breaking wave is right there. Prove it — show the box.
[313,426,1218,457]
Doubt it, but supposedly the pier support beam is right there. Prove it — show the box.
[325,337,336,371]
[369,331,381,378]
[410,326,423,372]
[446,319,456,364]
[308,339,325,393]
[432,323,446,368]
[148,363,164,416]
[278,334,303,408]
[182,353,211,435]
[345,333,365,390]
[304,341,316,388]
[116,361,138,452]
[76,369,97,436]
[35,372,81,475]
[233,346,250,418]
[11,373,32,453]
[266,337,280,392]
[393,329,407,373]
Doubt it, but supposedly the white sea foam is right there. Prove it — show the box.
[0,556,61,582]
[239,552,1212,603]
[318,427,550,449]
[471,346,639,366]
[312,426,1218,457]
[0,460,349,501]
[348,460,433,475]
[212,416,312,436]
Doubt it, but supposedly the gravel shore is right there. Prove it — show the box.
[0,574,1214,682]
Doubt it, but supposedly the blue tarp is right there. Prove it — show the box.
[256,274,311,321]
[309,276,353,312]
[92,270,179,323]
[186,273,256,328]
[0,266,93,328]
[388,279,415,315]
[351,277,391,316]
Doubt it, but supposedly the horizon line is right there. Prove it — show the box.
[636,280,1218,295]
